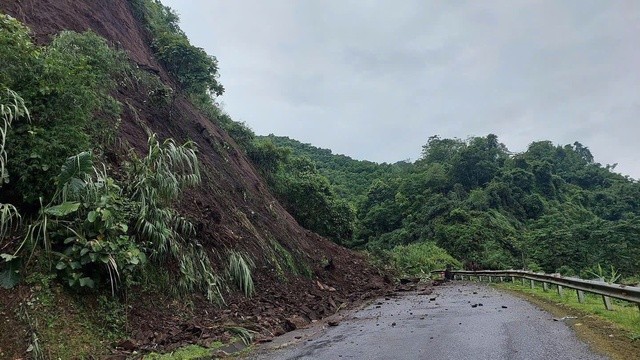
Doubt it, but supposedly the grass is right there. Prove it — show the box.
[494,280,640,337]
[143,344,217,360]
[19,273,111,359]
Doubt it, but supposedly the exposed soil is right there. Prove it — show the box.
[0,0,391,356]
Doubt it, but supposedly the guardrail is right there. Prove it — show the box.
[440,269,640,311]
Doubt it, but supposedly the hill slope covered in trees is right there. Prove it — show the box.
[260,134,640,279]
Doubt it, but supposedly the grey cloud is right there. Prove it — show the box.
[162,0,640,177]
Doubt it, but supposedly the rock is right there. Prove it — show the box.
[116,339,136,351]
[471,304,478,308]
[502,306,508,309]
[328,320,340,327]
[285,315,309,330]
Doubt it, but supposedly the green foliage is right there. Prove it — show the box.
[498,281,640,338]
[144,344,215,360]
[388,242,461,276]
[130,0,224,97]
[0,16,130,205]
[585,264,621,284]
[227,251,255,297]
[248,138,356,244]
[278,132,640,277]
[226,326,257,346]
[5,132,221,301]
[0,87,29,185]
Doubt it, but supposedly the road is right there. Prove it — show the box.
[248,282,608,360]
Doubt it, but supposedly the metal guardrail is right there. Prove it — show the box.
[436,269,640,311]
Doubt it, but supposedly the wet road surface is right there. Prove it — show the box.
[248,282,608,360]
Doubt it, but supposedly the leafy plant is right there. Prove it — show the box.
[225,326,257,345]
[586,264,621,284]
[130,0,224,97]
[388,242,461,277]
[227,251,255,297]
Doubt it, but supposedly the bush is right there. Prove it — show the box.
[388,242,461,276]
[0,20,130,205]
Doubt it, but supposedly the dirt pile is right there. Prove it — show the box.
[0,0,389,354]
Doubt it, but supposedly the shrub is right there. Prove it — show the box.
[389,242,461,276]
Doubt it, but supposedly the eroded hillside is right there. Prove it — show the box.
[0,0,387,355]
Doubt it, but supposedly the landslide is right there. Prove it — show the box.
[0,0,388,353]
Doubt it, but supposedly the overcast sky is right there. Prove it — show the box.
[161,0,640,179]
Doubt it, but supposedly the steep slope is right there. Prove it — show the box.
[0,0,387,352]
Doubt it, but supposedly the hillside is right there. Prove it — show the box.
[266,134,640,278]
[0,1,387,357]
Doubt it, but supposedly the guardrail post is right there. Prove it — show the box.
[488,276,492,283]
[511,276,516,283]
[557,285,563,298]
[479,275,483,282]
[522,278,526,286]
[576,290,585,303]
[499,276,504,282]
[530,280,535,289]
[602,296,613,311]
[543,282,549,292]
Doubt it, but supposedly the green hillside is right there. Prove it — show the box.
[255,134,640,278]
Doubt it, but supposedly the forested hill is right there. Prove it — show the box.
[259,134,396,203]
[259,134,640,279]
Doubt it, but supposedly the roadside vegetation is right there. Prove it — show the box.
[495,280,640,342]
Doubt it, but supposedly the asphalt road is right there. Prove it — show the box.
[248,282,608,360]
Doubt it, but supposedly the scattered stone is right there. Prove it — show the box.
[391,322,396,326]
[478,303,483,306]
[501,306,508,309]
[473,292,478,294]
[471,304,478,308]
[294,336,302,339]
[328,320,340,327]
[116,339,136,351]
[285,315,309,330]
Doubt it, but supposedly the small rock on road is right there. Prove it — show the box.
[247,282,608,360]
